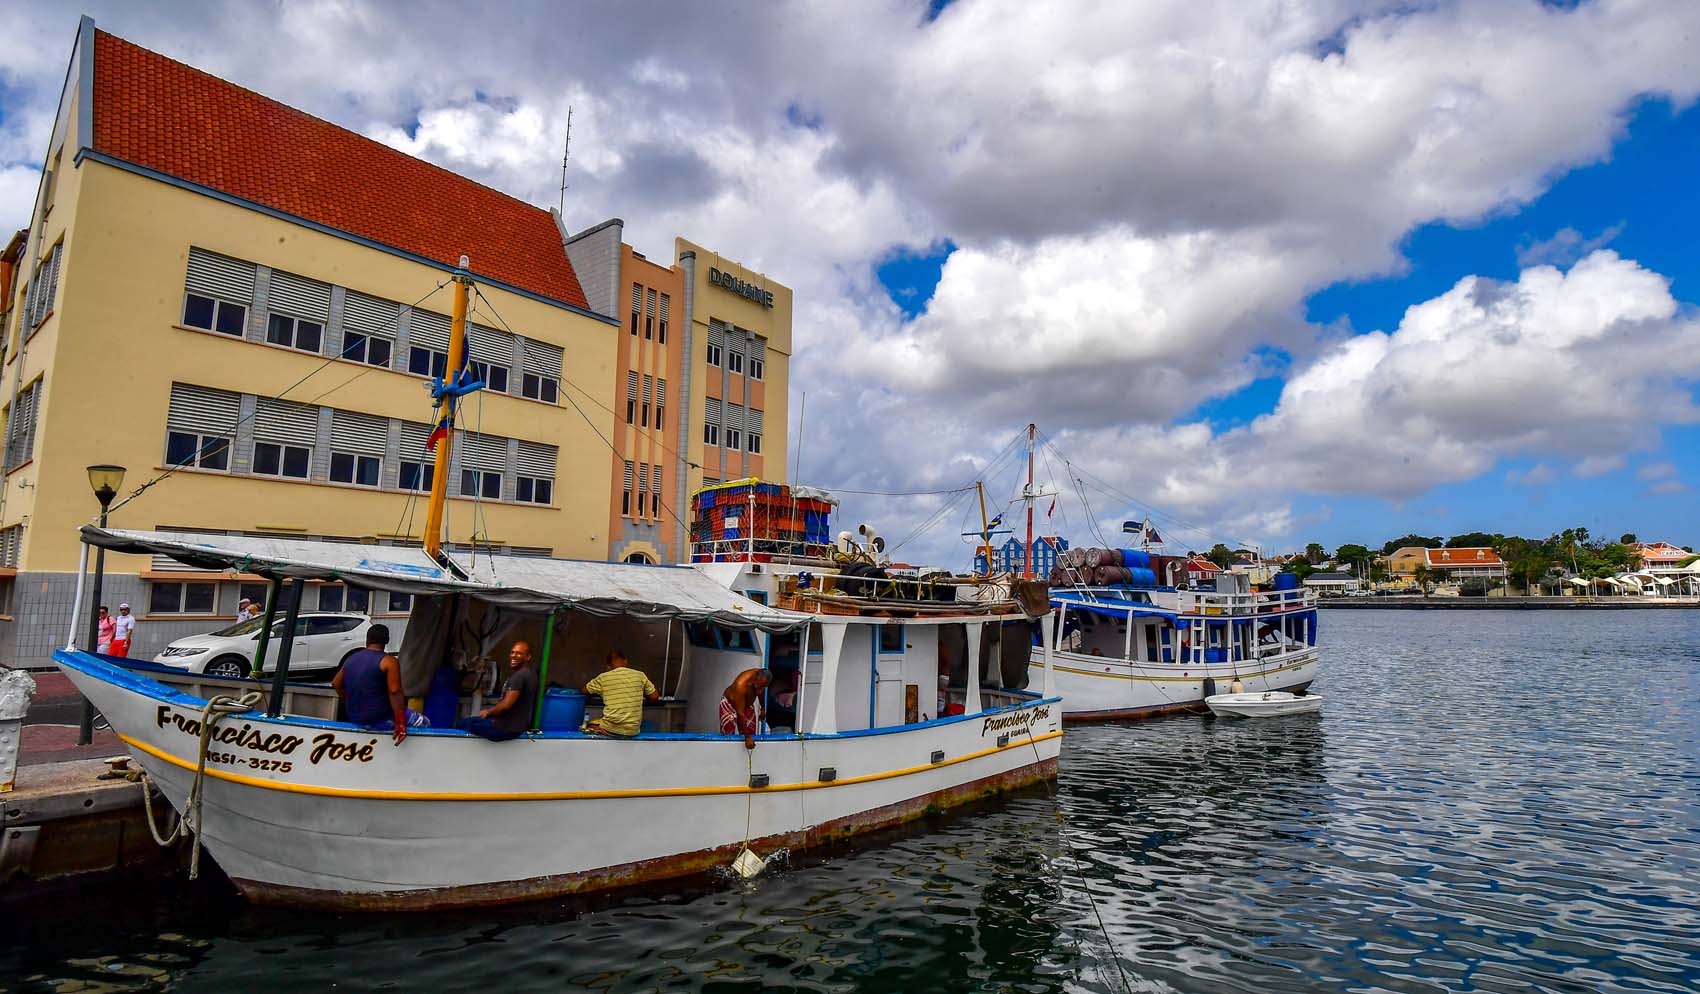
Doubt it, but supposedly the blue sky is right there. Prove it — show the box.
[875,95,1700,554]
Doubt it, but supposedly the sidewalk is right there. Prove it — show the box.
[7,667,123,765]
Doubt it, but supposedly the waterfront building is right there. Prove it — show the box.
[1382,546,1431,582]
[564,225,792,565]
[1424,547,1508,585]
[974,536,1068,575]
[1302,571,1359,595]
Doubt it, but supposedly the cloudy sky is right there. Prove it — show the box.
[3,0,1698,563]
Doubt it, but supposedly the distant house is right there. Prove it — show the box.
[1630,541,1691,567]
[1425,547,1507,583]
[1183,557,1223,583]
[1303,572,1358,593]
[975,536,1068,575]
[1382,546,1432,580]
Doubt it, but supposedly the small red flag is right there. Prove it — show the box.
[426,422,449,451]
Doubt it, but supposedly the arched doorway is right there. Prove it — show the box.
[623,551,656,564]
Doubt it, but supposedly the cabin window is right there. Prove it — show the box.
[238,583,270,610]
[387,591,413,613]
[879,624,904,653]
[720,628,757,653]
[317,584,370,614]
[150,581,217,615]
[685,622,718,648]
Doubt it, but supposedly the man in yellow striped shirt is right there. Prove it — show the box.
[585,650,659,737]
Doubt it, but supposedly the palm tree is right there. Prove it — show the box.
[1413,563,1432,597]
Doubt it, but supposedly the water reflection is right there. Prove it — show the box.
[4,611,1698,993]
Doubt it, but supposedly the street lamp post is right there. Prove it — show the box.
[78,464,125,745]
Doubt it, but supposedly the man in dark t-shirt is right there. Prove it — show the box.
[456,641,539,741]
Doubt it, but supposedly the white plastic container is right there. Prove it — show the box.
[0,668,37,792]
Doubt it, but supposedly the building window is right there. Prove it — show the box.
[2,381,38,471]
[631,311,639,336]
[183,294,247,337]
[387,591,413,613]
[253,441,310,479]
[409,346,449,379]
[658,294,670,344]
[748,355,765,380]
[166,431,230,471]
[727,351,744,374]
[623,461,634,516]
[706,342,722,366]
[460,469,501,499]
[644,315,653,340]
[879,624,905,653]
[516,476,553,504]
[399,460,435,492]
[748,433,762,454]
[641,400,650,427]
[469,359,509,394]
[150,581,217,615]
[725,428,742,450]
[330,452,381,487]
[318,584,371,614]
[522,373,559,404]
[239,582,270,610]
[267,313,323,353]
[340,332,392,368]
[703,423,720,446]
[655,401,665,431]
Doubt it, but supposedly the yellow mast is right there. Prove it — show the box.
[976,481,994,577]
[423,259,472,560]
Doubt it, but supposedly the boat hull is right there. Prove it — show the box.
[57,650,1061,910]
[1031,650,1319,721]
[1205,691,1323,718]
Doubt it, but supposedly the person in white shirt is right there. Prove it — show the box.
[237,598,257,621]
[111,603,136,657]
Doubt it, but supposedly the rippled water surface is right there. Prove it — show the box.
[5,610,1698,993]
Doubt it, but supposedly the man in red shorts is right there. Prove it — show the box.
[720,667,770,749]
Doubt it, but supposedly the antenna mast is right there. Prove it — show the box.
[557,106,573,215]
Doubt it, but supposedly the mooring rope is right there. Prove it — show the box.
[139,691,264,880]
[1025,727,1135,994]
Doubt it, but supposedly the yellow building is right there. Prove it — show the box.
[563,226,793,564]
[0,20,623,665]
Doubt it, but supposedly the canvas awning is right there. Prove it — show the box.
[1564,577,1590,587]
[79,526,812,632]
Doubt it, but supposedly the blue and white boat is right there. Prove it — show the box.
[1030,553,1320,721]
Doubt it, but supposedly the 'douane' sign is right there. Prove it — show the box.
[709,267,774,308]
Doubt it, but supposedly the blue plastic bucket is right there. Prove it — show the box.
[540,688,586,731]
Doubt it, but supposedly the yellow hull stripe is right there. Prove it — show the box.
[117,730,1064,802]
[1052,658,1314,683]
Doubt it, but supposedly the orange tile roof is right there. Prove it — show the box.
[1425,547,1504,567]
[90,31,588,311]
[1630,542,1690,562]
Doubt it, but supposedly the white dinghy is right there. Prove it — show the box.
[1205,690,1322,719]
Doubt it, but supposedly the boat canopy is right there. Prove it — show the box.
[1051,593,1174,621]
[79,526,812,633]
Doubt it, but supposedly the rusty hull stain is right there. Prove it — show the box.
[234,756,1059,911]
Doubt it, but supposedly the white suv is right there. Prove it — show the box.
[153,613,375,679]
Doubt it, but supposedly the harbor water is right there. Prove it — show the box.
[3,610,1697,993]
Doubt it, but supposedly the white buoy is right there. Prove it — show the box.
[1229,679,1245,694]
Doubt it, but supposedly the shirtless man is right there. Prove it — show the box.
[720,668,771,750]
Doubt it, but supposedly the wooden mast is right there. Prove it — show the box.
[423,258,473,561]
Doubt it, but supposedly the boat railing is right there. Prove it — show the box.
[690,537,839,564]
[1178,587,1314,617]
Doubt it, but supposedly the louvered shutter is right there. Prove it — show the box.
[521,339,563,376]
[186,247,256,303]
[253,397,318,444]
[624,461,634,488]
[467,323,511,365]
[642,375,653,404]
[516,440,557,479]
[725,403,745,431]
[708,322,726,348]
[167,384,240,435]
[638,464,649,491]
[645,288,655,316]
[656,378,667,404]
[342,291,400,339]
[267,270,331,321]
[749,408,764,434]
[631,284,642,312]
[658,293,670,321]
[0,525,20,568]
[626,371,639,401]
[458,432,507,471]
[411,310,452,351]
[330,410,387,456]
[705,397,722,426]
[398,421,435,459]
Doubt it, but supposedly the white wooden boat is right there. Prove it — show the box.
[56,528,1061,910]
[1204,690,1323,718]
[1029,579,1321,721]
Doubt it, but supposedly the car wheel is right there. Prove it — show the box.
[205,656,249,679]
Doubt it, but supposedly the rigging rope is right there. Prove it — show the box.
[138,690,264,880]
